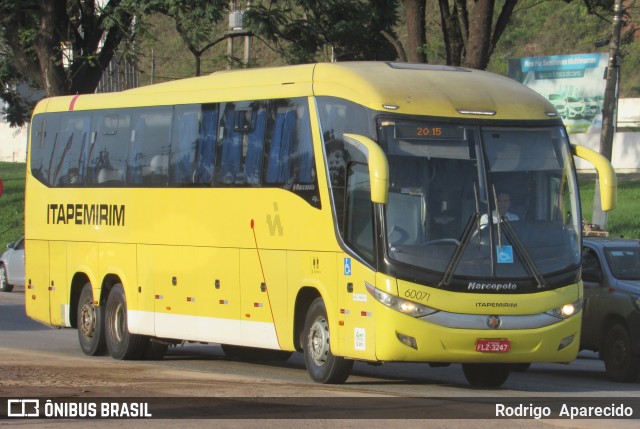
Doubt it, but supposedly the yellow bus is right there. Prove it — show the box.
[25,62,616,387]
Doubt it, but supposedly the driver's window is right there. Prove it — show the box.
[345,163,374,263]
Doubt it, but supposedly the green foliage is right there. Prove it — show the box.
[579,176,640,239]
[244,0,398,63]
[0,162,25,251]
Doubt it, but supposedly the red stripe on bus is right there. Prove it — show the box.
[69,94,80,111]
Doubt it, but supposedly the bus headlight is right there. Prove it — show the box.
[545,299,583,319]
[365,283,438,317]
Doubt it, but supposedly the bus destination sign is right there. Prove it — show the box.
[395,123,466,140]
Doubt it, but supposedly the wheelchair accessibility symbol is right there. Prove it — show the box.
[344,258,352,276]
[496,245,514,264]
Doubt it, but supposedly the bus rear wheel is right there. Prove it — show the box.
[77,283,106,356]
[302,298,353,384]
[462,363,510,388]
[105,284,147,360]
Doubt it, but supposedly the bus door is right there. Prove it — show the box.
[239,248,284,350]
[336,253,377,359]
[335,159,379,359]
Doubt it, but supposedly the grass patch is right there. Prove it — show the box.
[0,162,26,250]
[580,176,640,239]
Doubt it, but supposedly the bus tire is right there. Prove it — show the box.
[77,283,106,356]
[221,344,293,362]
[462,363,510,388]
[603,324,640,382]
[104,284,147,360]
[302,297,353,384]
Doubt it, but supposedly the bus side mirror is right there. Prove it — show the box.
[342,134,389,204]
[571,144,617,211]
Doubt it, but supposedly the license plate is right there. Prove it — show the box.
[475,339,510,353]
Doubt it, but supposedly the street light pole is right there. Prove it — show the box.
[592,0,624,230]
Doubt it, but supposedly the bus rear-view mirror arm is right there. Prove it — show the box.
[342,134,389,204]
[571,144,617,211]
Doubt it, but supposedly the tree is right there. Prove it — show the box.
[437,0,519,69]
[402,0,427,63]
[244,0,399,64]
[0,0,139,126]
[139,0,228,76]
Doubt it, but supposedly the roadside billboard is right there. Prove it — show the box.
[508,53,608,133]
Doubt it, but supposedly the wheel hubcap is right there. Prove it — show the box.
[79,300,95,338]
[308,316,330,366]
[110,301,125,343]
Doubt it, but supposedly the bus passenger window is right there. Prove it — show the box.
[90,113,128,186]
[244,108,266,185]
[171,110,199,185]
[194,107,218,184]
[134,108,171,186]
[128,117,146,184]
[266,109,296,184]
[218,106,242,184]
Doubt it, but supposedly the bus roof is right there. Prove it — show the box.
[33,62,557,121]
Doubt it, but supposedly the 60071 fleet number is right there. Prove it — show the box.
[404,289,430,301]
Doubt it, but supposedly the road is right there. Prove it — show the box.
[1,287,639,428]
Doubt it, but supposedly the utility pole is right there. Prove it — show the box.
[592,0,623,230]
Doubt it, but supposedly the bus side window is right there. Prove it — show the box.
[292,105,314,184]
[194,106,218,184]
[29,116,48,185]
[49,114,92,186]
[244,108,266,185]
[137,108,172,186]
[171,110,199,185]
[218,105,242,185]
[93,113,128,186]
[266,109,296,184]
[345,162,375,263]
[128,117,146,184]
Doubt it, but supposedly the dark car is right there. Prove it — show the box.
[581,237,640,382]
[0,236,25,292]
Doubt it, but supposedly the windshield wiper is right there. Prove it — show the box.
[440,184,481,287]
[439,211,480,287]
[500,217,548,289]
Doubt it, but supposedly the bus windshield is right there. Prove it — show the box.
[377,119,581,282]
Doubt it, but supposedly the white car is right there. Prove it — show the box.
[548,94,567,118]
[0,236,25,292]
[565,96,586,119]
[583,97,600,119]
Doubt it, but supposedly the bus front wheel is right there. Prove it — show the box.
[77,283,106,356]
[105,284,147,360]
[302,298,353,384]
[462,363,510,388]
